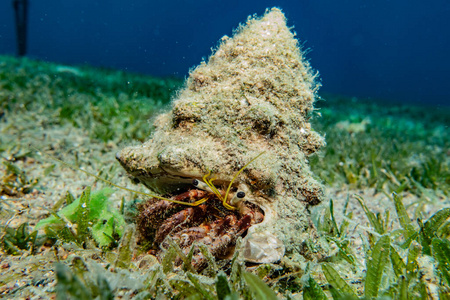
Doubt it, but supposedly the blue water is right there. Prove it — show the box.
[1,0,449,106]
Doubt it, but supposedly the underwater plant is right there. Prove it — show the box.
[309,193,450,299]
[35,187,125,248]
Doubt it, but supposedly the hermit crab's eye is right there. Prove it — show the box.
[192,179,213,193]
[230,191,246,205]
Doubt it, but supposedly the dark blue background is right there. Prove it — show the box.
[1,0,449,105]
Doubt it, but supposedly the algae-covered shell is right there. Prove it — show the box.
[116,8,325,262]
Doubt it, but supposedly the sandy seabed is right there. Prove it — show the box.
[0,93,448,298]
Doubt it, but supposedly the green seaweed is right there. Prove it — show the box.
[36,187,125,247]
[354,194,388,235]
[216,271,233,300]
[389,246,406,278]
[114,224,135,269]
[391,193,416,245]
[310,95,449,196]
[242,272,278,300]
[1,222,37,255]
[302,276,328,300]
[0,160,38,196]
[56,263,94,300]
[432,238,450,286]
[186,272,215,300]
[419,208,450,255]
[322,263,358,299]
[364,235,390,299]
[317,198,357,267]
[319,193,450,299]
[0,55,182,143]
[55,257,115,300]
[405,241,421,281]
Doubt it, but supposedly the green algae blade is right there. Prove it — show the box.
[199,244,218,277]
[216,271,232,300]
[114,224,135,269]
[406,241,421,280]
[35,187,113,230]
[242,272,278,300]
[161,245,177,274]
[55,263,93,300]
[76,186,91,242]
[354,194,385,234]
[391,192,416,243]
[420,208,450,255]
[364,234,390,299]
[186,272,215,300]
[432,237,450,286]
[389,245,406,278]
[321,263,357,298]
[303,276,328,300]
[397,275,408,300]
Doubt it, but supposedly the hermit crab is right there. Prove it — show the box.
[116,8,326,269]
[135,155,267,270]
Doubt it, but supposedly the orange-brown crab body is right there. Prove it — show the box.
[136,188,265,270]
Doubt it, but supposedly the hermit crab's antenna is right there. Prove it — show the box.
[201,152,265,210]
[29,145,208,207]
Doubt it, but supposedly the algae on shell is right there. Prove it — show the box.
[117,7,325,261]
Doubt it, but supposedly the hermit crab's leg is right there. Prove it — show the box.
[154,204,208,245]
[171,225,210,248]
[238,202,264,226]
[137,199,178,241]
[171,189,210,205]
[191,214,253,271]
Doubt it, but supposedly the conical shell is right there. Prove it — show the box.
[117,7,325,261]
